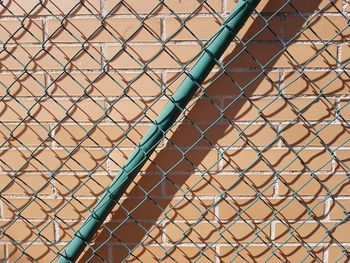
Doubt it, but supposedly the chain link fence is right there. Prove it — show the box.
[0,0,349,262]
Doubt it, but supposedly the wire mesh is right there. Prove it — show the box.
[0,0,349,262]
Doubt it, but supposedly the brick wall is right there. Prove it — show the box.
[0,0,349,262]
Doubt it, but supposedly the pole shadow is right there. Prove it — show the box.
[74,0,350,262]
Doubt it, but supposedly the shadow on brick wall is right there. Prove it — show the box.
[1,0,350,262]
[77,0,350,262]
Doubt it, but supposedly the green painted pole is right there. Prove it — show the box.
[58,0,260,261]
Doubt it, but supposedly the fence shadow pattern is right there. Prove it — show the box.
[0,0,349,262]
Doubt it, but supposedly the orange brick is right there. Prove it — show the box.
[336,150,350,172]
[0,99,39,122]
[114,245,216,262]
[8,244,61,262]
[123,173,163,198]
[275,222,326,243]
[281,124,350,147]
[222,222,271,243]
[328,246,350,263]
[61,99,106,122]
[184,98,222,124]
[223,97,336,121]
[55,174,112,197]
[0,19,43,43]
[55,198,97,220]
[279,174,350,196]
[112,198,166,221]
[341,45,350,68]
[237,15,281,41]
[0,0,100,16]
[107,150,134,172]
[222,149,332,172]
[165,174,274,197]
[166,123,213,149]
[106,44,201,70]
[208,123,277,147]
[0,123,50,147]
[57,221,79,242]
[106,0,222,15]
[166,222,270,243]
[0,45,32,71]
[284,71,350,95]
[50,72,162,97]
[224,43,337,69]
[278,43,338,68]
[0,220,55,242]
[54,124,151,148]
[2,198,97,220]
[166,71,280,96]
[218,198,324,221]
[227,0,285,13]
[168,122,276,149]
[0,173,51,195]
[286,16,349,41]
[48,18,161,43]
[97,221,161,244]
[77,243,109,263]
[56,168,158,200]
[219,245,324,262]
[222,71,281,96]
[0,73,46,97]
[2,198,58,219]
[0,245,5,261]
[107,98,166,123]
[226,0,286,13]
[166,198,214,220]
[151,148,218,173]
[42,45,101,70]
[339,100,350,119]
[0,155,21,171]
[165,221,219,243]
[113,198,214,221]
[166,17,222,41]
[275,222,350,243]
[280,0,343,13]
[56,173,160,198]
[109,148,217,173]
[0,148,106,172]
[0,98,105,122]
[57,221,80,242]
[330,199,350,220]
[62,148,106,172]
[0,45,101,71]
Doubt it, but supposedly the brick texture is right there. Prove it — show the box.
[0,0,349,262]
[284,71,350,95]
[0,20,43,43]
[50,72,162,97]
[0,73,46,97]
[220,245,324,262]
[0,0,100,16]
[105,0,222,15]
[48,18,161,43]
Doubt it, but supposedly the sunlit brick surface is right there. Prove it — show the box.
[0,0,349,262]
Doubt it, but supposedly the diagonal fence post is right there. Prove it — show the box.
[58,0,261,261]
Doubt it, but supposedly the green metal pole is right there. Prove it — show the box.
[58,0,260,261]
